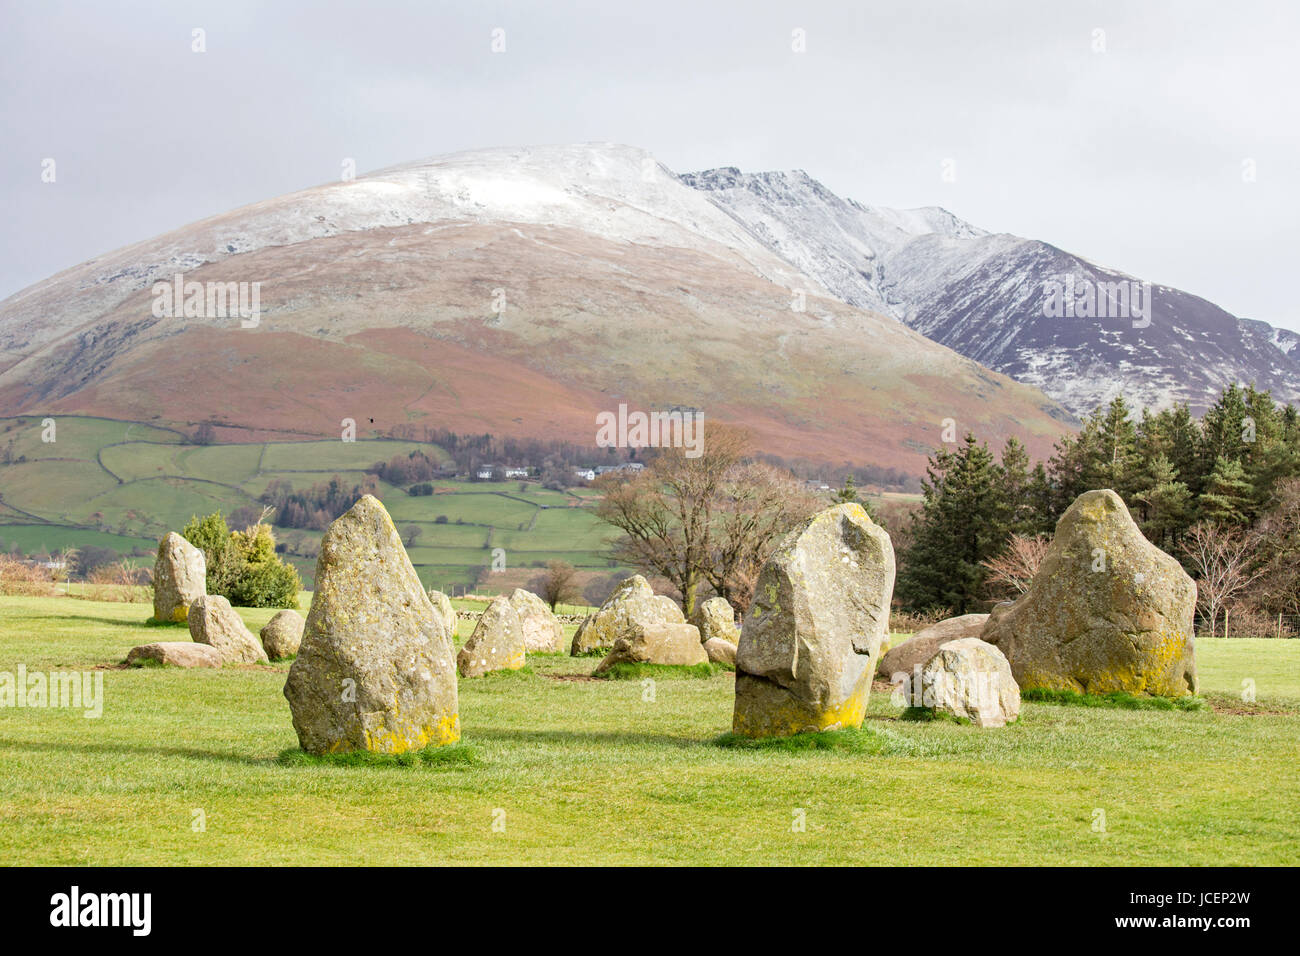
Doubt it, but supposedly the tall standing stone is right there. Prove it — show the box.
[981,489,1197,697]
[153,532,206,623]
[284,495,459,755]
[458,595,526,677]
[508,588,565,652]
[733,503,895,738]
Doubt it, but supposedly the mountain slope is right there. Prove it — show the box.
[683,167,1300,414]
[0,144,1071,474]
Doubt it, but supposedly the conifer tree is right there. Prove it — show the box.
[897,434,1006,613]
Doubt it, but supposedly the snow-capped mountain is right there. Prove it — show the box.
[683,167,1300,414]
[0,144,1071,474]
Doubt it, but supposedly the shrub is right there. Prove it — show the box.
[0,556,53,596]
[182,513,300,608]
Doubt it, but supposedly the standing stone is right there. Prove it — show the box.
[733,503,895,738]
[508,588,565,652]
[593,623,708,674]
[428,589,458,641]
[916,637,1020,727]
[188,594,269,664]
[982,489,1197,697]
[260,609,305,661]
[877,613,989,679]
[284,495,459,755]
[458,595,526,677]
[692,597,740,645]
[152,532,206,623]
[570,574,685,655]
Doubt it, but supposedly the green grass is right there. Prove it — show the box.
[1021,688,1210,711]
[1,594,1298,865]
[594,661,732,680]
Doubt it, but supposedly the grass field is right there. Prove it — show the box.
[0,415,617,591]
[0,594,1296,865]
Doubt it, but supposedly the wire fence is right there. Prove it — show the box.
[1196,612,1300,639]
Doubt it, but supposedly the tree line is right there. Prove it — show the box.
[897,384,1300,635]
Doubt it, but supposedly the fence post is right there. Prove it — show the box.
[1278,613,1283,640]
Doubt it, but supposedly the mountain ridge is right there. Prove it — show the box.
[0,144,1071,475]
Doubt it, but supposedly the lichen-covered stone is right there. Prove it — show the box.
[152,532,206,623]
[284,495,459,754]
[570,574,684,655]
[703,637,737,666]
[982,489,1197,697]
[458,594,526,677]
[508,588,565,652]
[428,589,458,640]
[733,503,895,738]
[260,609,305,660]
[877,613,988,679]
[692,597,739,645]
[917,637,1020,727]
[188,594,268,664]
[593,622,707,674]
[127,641,223,669]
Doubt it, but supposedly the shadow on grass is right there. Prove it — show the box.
[715,725,927,755]
[467,726,705,750]
[0,737,275,768]
[593,661,732,681]
[276,743,479,770]
[31,612,170,630]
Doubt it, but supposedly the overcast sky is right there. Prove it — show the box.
[3,0,1297,328]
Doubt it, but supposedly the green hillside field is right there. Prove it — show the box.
[0,415,617,591]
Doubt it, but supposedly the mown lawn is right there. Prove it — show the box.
[0,595,1296,865]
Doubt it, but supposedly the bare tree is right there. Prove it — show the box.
[981,534,1050,600]
[702,461,822,611]
[1180,522,1265,637]
[529,560,581,611]
[595,425,817,616]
